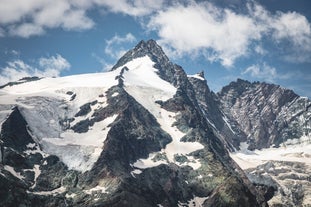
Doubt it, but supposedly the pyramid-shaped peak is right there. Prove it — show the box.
[136,39,159,49]
[111,39,170,71]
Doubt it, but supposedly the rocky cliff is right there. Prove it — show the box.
[218,78,311,150]
[218,79,311,206]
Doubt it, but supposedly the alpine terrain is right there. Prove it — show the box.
[0,39,310,207]
[218,79,311,206]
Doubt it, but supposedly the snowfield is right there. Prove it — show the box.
[0,56,204,172]
[230,139,311,206]
[230,140,311,170]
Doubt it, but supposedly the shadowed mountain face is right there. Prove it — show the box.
[1,39,296,207]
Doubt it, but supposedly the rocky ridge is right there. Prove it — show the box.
[217,79,311,206]
[218,78,311,150]
[0,40,266,207]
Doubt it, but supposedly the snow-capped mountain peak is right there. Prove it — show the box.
[6,40,308,206]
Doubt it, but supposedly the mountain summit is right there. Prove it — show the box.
[1,39,310,206]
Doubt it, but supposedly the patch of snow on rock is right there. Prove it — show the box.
[4,165,25,180]
[41,114,118,172]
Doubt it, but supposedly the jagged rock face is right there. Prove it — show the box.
[0,40,266,207]
[245,161,311,207]
[0,106,73,207]
[218,79,311,150]
[219,79,311,207]
[188,74,247,152]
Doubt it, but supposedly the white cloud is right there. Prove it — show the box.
[0,0,164,38]
[275,12,311,63]
[0,54,70,85]
[272,12,311,47]
[248,2,311,63]
[254,44,267,55]
[9,23,45,38]
[105,33,137,59]
[147,1,311,67]
[95,0,165,16]
[0,0,94,38]
[241,62,293,82]
[148,2,263,67]
[242,63,277,82]
[1,0,311,67]
[38,54,71,77]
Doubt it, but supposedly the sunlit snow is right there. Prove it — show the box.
[0,55,205,173]
[119,56,204,170]
[230,139,311,170]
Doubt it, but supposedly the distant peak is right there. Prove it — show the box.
[136,39,158,49]
[111,39,169,71]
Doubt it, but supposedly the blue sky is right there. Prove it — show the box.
[0,0,311,98]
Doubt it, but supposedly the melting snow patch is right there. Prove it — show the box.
[132,152,168,169]
[28,186,66,196]
[4,165,25,180]
[130,169,143,178]
[111,92,119,97]
[66,192,77,199]
[132,169,142,174]
[24,143,48,158]
[84,186,107,195]
[178,196,209,207]
[31,165,41,189]
[230,140,311,170]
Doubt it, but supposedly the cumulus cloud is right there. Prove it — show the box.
[242,62,294,82]
[248,3,311,63]
[1,0,311,67]
[242,63,277,82]
[9,23,45,38]
[147,1,311,67]
[0,54,70,85]
[0,0,94,38]
[105,33,137,59]
[93,33,137,71]
[148,2,263,67]
[38,54,71,77]
[0,0,164,38]
[95,0,165,17]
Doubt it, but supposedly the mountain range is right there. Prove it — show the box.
[0,40,310,207]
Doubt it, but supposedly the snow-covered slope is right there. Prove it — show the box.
[0,40,265,207]
[230,141,311,206]
[1,56,201,172]
[1,67,121,171]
